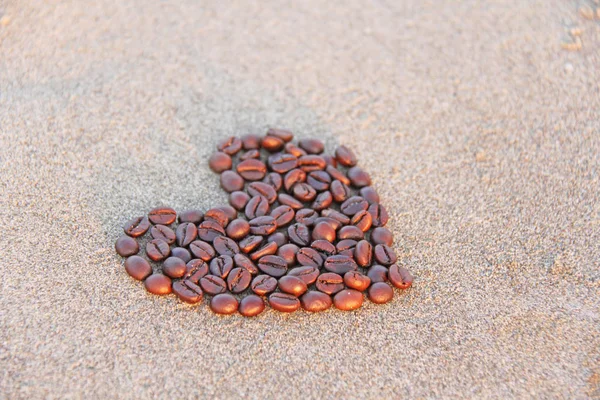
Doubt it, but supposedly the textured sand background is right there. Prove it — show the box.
[1,0,599,398]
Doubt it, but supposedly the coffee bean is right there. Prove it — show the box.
[338,225,364,241]
[277,243,299,266]
[220,170,245,192]
[146,239,171,261]
[359,186,380,204]
[298,138,324,154]
[209,255,234,278]
[367,265,389,283]
[184,259,209,283]
[150,224,176,244]
[284,142,307,158]
[268,153,298,174]
[173,280,204,304]
[171,247,192,263]
[262,172,283,191]
[374,244,397,265]
[249,241,278,261]
[347,166,371,187]
[209,151,232,173]
[326,165,351,186]
[176,222,197,247]
[144,274,172,295]
[322,154,337,168]
[239,235,265,254]
[226,218,250,240]
[189,240,216,261]
[321,209,351,225]
[217,136,243,155]
[300,291,332,312]
[278,275,308,297]
[266,128,294,142]
[293,183,317,202]
[296,247,324,267]
[354,240,373,267]
[217,205,238,221]
[212,236,239,257]
[233,253,259,274]
[249,216,277,236]
[368,282,394,304]
[287,266,319,285]
[148,207,177,225]
[238,295,265,317]
[229,191,250,211]
[334,145,357,167]
[241,133,261,150]
[197,220,225,242]
[368,203,389,227]
[251,275,278,295]
[388,264,413,289]
[370,227,393,246]
[204,208,230,228]
[210,293,238,315]
[261,135,285,152]
[312,222,336,242]
[307,171,331,191]
[278,193,304,210]
[257,255,288,277]
[240,149,261,161]
[245,195,270,219]
[269,293,300,312]
[298,155,326,172]
[178,209,204,224]
[124,256,152,280]
[351,210,372,232]
[270,205,295,227]
[295,208,319,226]
[123,216,150,238]
[330,180,352,203]
[336,239,357,257]
[343,271,371,291]
[200,275,227,295]
[333,289,363,311]
[115,235,139,257]
[311,191,333,211]
[247,182,277,204]
[288,223,311,246]
[316,272,344,295]
[227,267,251,293]
[163,256,187,278]
[283,169,306,192]
[340,196,369,216]
[313,217,341,231]
[267,232,287,247]
[324,254,358,274]
[237,159,267,181]
[311,240,337,258]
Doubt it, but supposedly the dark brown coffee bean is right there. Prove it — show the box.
[239,295,265,317]
[257,255,288,277]
[277,243,299,266]
[296,247,324,267]
[250,241,278,261]
[270,205,295,227]
[371,227,393,246]
[178,209,204,224]
[171,247,192,263]
[229,191,250,211]
[261,135,285,152]
[333,289,363,311]
[124,256,152,280]
[351,210,372,232]
[150,224,176,244]
[267,232,287,247]
[204,208,230,228]
[322,154,337,168]
[144,274,172,295]
[311,191,333,211]
[298,155,326,172]
[324,255,358,274]
[374,244,397,265]
[237,159,267,181]
[301,291,332,312]
[262,172,283,191]
[123,216,150,237]
[316,272,344,295]
[227,267,251,293]
[233,253,259,274]
[389,264,413,289]
[313,217,342,231]
[146,239,170,261]
[278,193,304,210]
[163,256,186,278]
[197,220,225,242]
[330,180,351,203]
[298,138,324,154]
[338,225,364,240]
[307,171,331,191]
[343,271,371,291]
[347,166,372,187]
[278,275,308,297]
[321,209,351,225]
[189,240,216,261]
[240,149,261,161]
[283,169,306,192]
[184,259,209,283]
[245,195,270,219]
[220,170,245,192]
[210,293,238,315]
[209,151,232,173]
[269,293,300,312]
[148,207,177,225]
[368,282,394,304]
[173,280,203,304]
[226,219,250,240]
[287,266,319,285]
[200,275,227,295]
[367,264,389,283]
[295,208,318,226]
[176,223,197,247]
[115,236,139,257]
[359,186,380,204]
[336,239,357,256]
[267,128,294,142]
[241,133,261,150]
[249,216,277,236]
[217,136,242,155]
[293,183,317,202]
[239,235,264,254]
[354,240,373,267]
[334,145,358,167]
[284,142,307,158]
[209,255,234,278]
[247,182,277,204]
[311,240,336,258]
[326,165,351,186]
[217,205,238,221]
[340,196,368,216]
[213,236,240,257]
[251,274,278,295]
[368,203,389,227]
[312,222,336,242]
[288,223,311,246]
[268,153,298,174]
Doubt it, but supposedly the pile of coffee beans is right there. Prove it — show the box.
[115,129,413,316]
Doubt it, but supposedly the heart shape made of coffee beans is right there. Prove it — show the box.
[116,129,413,316]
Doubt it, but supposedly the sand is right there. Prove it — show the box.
[1,0,599,398]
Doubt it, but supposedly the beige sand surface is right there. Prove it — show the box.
[1,0,599,398]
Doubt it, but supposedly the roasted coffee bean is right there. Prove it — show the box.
[150,224,176,244]
[374,244,397,265]
[296,247,324,267]
[239,235,265,254]
[330,180,352,203]
[334,145,358,167]
[148,207,177,225]
[245,195,270,219]
[307,171,331,191]
[262,172,283,191]
[367,264,389,283]
[237,159,267,180]
[388,264,413,289]
[171,247,192,263]
[370,227,393,246]
[292,182,317,202]
[210,293,238,315]
[284,142,307,158]
[217,205,238,221]
[324,254,358,274]
[360,186,380,204]
[321,209,351,225]
[173,280,204,304]
[115,236,139,257]
[343,271,371,291]
[144,274,172,295]
[311,240,337,258]
[270,205,295,227]
[267,128,294,142]
[347,166,372,187]
[241,133,261,150]
[146,239,171,261]
[267,232,288,247]
[261,135,285,152]
[238,295,265,317]
[197,220,225,242]
[189,240,216,261]
[336,239,358,257]
[288,223,311,246]
[247,182,277,204]
[249,216,277,236]
[178,209,204,224]
[200,275,227,295]
[278,275,308,297]
[295,208,319,226]
[298,155,326,172]
[124,256,152,280]
[257,255,288,277]
[312,222,336,242]
[311,191,333,211]
[227,267,251,293]
[368,203,389,227]
[226,219,250,240]
[283,169,306,192]
[287,266,319,285]
[326,165,351,186]
[240,149,261,161]
[229,191,250,211]
[316,272,345,295]
[204,208,230,228]
[269,293,300,312]
[251,275,278,295]
[313,217,342,231]
[209,151,232,173]
[298,138,324,154]
[220,170,245,192]
[351,210,372,232]
[368,282,394,304]
[354,240,373,267]
[250,241,278,261]
[213,236,240,257]
[278,193,304,210]
[301,291,332,312]
[233,253,259,275]
[333,289,363,311]
[176,222,198,247]
[124,216,151,238]
[340,196,369,216]
[338,225,364,240]
[322,154,337,168]
[277,243,299,266]
[184,259,209,283]
[163,257,187,278]
[209,255,234,278]
[217,136,243,155]
[268,153,298,174]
